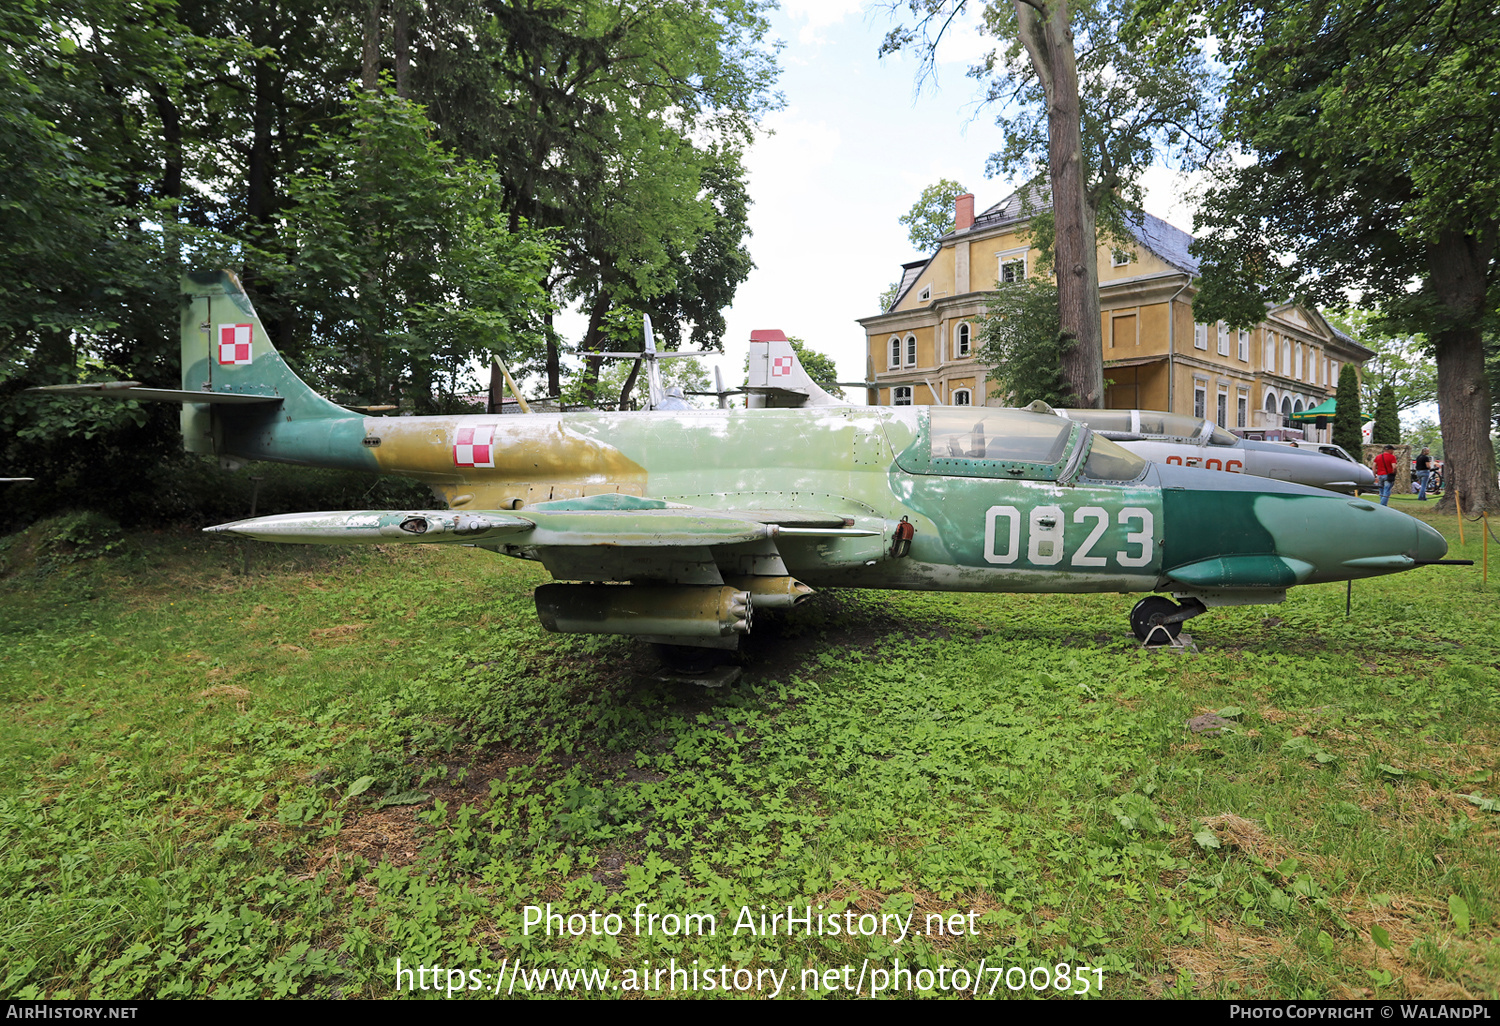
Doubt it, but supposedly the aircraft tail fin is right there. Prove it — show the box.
[744,330,848,409]
[178,271,356,459]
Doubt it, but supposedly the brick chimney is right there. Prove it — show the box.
[954,193,975,232]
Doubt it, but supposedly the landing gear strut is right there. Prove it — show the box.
[1129,596,1206,644]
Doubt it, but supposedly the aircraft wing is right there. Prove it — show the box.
[205,497,882,586]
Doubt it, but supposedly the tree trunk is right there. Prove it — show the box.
[617,358,642,411]
[1013,0,1103,408]
[1425,227,1499,514]
[394,0,410,98]
[362,0,384,91]
[578,291,611,407]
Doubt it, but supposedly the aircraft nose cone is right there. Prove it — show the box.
[1415,518,1448,562]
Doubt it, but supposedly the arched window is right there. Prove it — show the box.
[905,334,917,366]
[952,388,971,406]
[956,322,971,357]
[889,336,901,368]
[1294,344,1303,379]
[1265,392,1278,414]
[1265,332,1276,369]
[1282,340,1291,375]
[893,386,913,406]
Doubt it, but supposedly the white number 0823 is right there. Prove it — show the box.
[983,505,1154,568]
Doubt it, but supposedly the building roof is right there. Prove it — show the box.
[884,189,1200,312]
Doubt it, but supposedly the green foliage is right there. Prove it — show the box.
[788,339,845,399]
[1405,418,1444,460]
[1329,310,1439,415]
[0,0,781,521]
[258,87,555,413]
[1372,384,1401,447]
[1333,364,1363,454]
[978,280,1071,406]
[1171,0,1500,507]
[898,179,968,253]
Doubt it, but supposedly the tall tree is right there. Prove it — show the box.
[1332,363,1363,455]
[882,0,1216,407]
[1372,385,1401,447]
[1164,0,1500,513]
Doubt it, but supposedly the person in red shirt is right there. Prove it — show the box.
[1374,445,1398,505]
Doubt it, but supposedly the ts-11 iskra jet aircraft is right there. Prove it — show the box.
[33,272,1450,650]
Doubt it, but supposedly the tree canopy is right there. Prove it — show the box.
[1165,0,1500,511]
[1,0,780,516]
[899,179,969,253]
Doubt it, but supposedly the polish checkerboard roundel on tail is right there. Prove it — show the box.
[744,329,849,409]
[218,324,254,365]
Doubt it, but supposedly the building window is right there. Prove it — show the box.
[888,336,901,369]
[918,285,931,302]
[1194,324,1209,350]
[1330,360,1339,383]
[1000,257,1026,283]
[1237,389,1248,428]
[1217,322,1230,356]
[952,388,971,406]
[1238,329,1249,362]
[1282,340,1291,376]
[1294,344,1303,379]
[905,334,917,366]
[1111,248,1131,267]
[1217,387,1228,428]
[1194,380,1207,419]
[894,386,913,406]
[1265,332,1276,370]
[956,322,971,357]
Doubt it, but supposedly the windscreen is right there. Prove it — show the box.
[930,409,1073,463]
[1080,434,1148,481]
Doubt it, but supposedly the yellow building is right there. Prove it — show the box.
[856,191,1370,437]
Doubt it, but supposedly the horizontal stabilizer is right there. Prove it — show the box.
[29,382,282,405]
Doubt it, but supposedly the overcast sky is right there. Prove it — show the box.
[559,1,1199,396]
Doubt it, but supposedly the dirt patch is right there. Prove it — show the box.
[315,749,535,871]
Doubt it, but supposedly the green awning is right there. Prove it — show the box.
[1290,396,1374,420]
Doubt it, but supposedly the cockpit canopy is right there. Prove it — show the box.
[895,408,1147,482]
[1057,408,1238,446]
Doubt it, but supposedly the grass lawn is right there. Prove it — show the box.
[1,502,1496,999]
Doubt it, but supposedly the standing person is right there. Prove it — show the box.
[1374,445,1398,505]
[1414,447,1432,500]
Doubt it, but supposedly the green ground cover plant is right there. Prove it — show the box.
[0,498,1496,999]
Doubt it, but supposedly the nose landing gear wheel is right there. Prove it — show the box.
[1131,596,1183,643]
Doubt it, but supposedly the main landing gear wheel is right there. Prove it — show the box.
[1131,596,1183,644]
